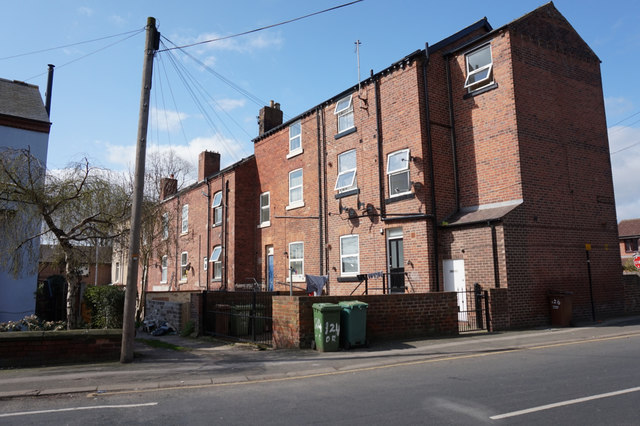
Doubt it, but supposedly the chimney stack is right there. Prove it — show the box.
[160,175,178,200]
[199,151,221,181]
[258,100,283,135]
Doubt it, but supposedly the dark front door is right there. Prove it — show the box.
[388,235,405,293]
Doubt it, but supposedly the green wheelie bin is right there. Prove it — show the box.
[312,303,341,352]
[338,300,368,349]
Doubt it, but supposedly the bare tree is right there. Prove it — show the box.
[115,148,193,322]
[0,147,130,329]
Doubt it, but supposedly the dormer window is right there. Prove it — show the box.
[335,95,354,133]
[464,44,493,92]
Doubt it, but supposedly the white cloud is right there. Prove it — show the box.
[150,107,189,133]
[109,14,127,27]
[605,97,635,120]
[77,7,94,17]
[103,133,250,184]
[609,125,640,221]
[215,98,246,111]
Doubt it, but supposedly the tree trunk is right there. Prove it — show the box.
[65,262,81,329]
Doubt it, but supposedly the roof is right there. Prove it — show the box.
[0,78,49,123]
[253,17,493,143]
[619,219,640,238]
[442,200,523,227]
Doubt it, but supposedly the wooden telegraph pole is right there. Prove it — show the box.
[121,17,159,363]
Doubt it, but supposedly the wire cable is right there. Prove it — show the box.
[0,28,144,61]
[158,0,363,52]
[23,29,144,82]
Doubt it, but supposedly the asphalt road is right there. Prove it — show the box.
[2,330,640,425]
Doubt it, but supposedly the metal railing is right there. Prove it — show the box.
[202,289,274,346]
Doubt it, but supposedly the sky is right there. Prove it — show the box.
[1,0,639,221]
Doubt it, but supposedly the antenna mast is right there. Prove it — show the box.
[355,40,362,94]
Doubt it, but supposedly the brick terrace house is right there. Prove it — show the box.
[137,3,623,329]
[619,219,640,267]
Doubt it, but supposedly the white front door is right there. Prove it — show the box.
[443,259,467,322]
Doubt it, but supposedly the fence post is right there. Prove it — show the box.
[474,283,484,329]
[484,290,491,332]
[251,290,257,341]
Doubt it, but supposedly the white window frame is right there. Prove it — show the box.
[161,255,168,283]
[334,149,357,192]
[203,257,208,271]
[259,191,270,227]
[288,168,304,209]
[340,235,360,276]
[181,204,189,234]
[288,120,302,157]
[387,149,411,197]
[464,44,493,91]
[334,95,354,133]
[114,262,120,283]
[288,241,304,282]
[180,252,189,282]
[212,191,222,226]
[210,245,222,280]
[162,213,169,240]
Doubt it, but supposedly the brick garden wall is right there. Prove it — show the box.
[0,330,121,368]
[623,273,640,315]
[272,292,458,349]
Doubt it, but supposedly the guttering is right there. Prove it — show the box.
[422,44,441,292]
[381,213,433,222]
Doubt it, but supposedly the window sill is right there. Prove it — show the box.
[463,82,498,99]
[334,126,357,140]
[212,223,221,228]
[258,222,271,228]
[337,276,360,282]
[287,148,303,159]
[385,192,415,204]
[286,202,305,211]
[335,188,359,199]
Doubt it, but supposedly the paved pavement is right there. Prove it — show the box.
[2,316,640,400]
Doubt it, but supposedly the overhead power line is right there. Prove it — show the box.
[0,28,144,61]
[158,0,363,52]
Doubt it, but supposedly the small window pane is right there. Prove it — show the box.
[387,150,409,173]
[289,121,301,153]
[212,192,222,207]
[260,192,270,224]
[341,256,359,274]
[341,235,358,255]
[390,171,410,195]
[210,246,221,261]
[335,96,352,114]
[335,170,356,191]
[467,46,491,72]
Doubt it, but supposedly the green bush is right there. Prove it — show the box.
[83,285,125,329]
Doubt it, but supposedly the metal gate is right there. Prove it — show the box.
[456,283,491,332]
[202,290,273,346]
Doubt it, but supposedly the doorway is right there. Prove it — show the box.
[266,246,274,291]
[443,259,467,321]
[387,228,405,293]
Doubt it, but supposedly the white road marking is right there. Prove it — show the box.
[0,402,158,418]
[490,386,640,420]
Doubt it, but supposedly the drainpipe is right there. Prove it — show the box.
[205,178,211,291]
[223,176,228,289]
[444,55,460,212]
[374,77,386,219]
[422,44,441,292]
[316,107,324,275]
[490,222,500,288]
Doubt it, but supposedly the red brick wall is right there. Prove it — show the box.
[0,330,121,367]
[272,293,458,349]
